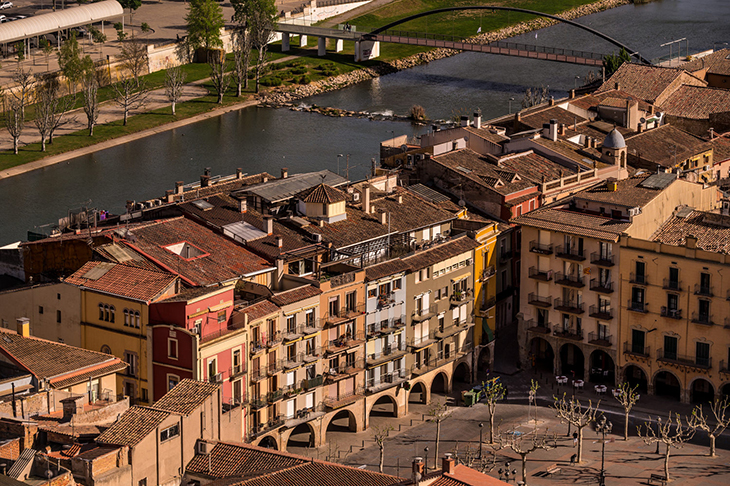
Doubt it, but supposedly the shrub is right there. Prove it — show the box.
[291,66,307,75]
[298,75,311,84]
[410,104,426,122]
[141,23,151,33]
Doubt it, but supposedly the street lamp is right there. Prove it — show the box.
[424,447,429,471]
[574,75,580,90]
[508,97,515,114]
[479,423,484,459]
[498,461,517,483]
[596,416,613,486]
[337,154,343,176]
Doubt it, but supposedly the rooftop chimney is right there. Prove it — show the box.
[61,396,84,422]
[397,195,403,204]
[569,89,575,99]
[548,119,558,141]
[380,212,387,225]
[239,198,248,213]
[473,109,482,129]
[460,115,469,128]
[165,190,174,203]
[559,123,566,136]
[262,176,269,183]
[281,168,289,179]
[614,82,620,91]
[648,105,655,115]
[363,185,371,214]
[236,168,243,179]
[276,236,283,248]
[412,457,424,478]
[263,215,273,236]
[709,127,715,140]
[16,318,29,338]
[175,181,184,195]
[442,453,455,475]
[200,171,210,188]
[548,97,555,106]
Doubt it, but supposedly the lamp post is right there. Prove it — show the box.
[597,416,613,486]
[424,447,429,471]
[574,75,580,90]
[337,154,343,176]
[508,97,515,114]
[498,461,518,483]
[479,423,484,459]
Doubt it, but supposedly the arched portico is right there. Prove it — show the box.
[622,364,648,393]
[690,377,715,404]
[409,381,428,404]
[653,370,682,402]
[529,337,555,374]
[257,434,279,450]
[284,422,317,450]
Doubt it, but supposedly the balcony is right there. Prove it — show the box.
[303,318,320,335]
[377,292,395,309]
[282,325,304,342]
[325,359,364,382]
[324,331,365,355]
[623,341,650,358]
[691,312,715,326]
[267,360,283,375]
[436,319,472,340]
[555,245,585,261]
[499,249,513,263]
[366,341,407,367]
[325,304,366,325]
[450,288,473,304]
[587,332,612,346]
[528,267,552,282]
[283,353,305,370]
[324,386,365,410]
[481,265,496,282]
[266,331,283,348]
[590,279,613,294]
[412,304,437,322]
[250,368,267,382]
[660,307,682,319]
[410,348,464,376]
[250,395,267,410]
[250,414,284,439]
[721,360,730,374]
[662,279,682,291]
[590,252,614,267]
[284,402,326,429]
[267,389,284,403]
[480,296,496,311]
[407,331,438,351]
[527,293,552,308]
[694,284,713,297]
[525,319,551,335]
[589,305,613,320]
[627,299,647,313]
[302,375,324,390]
[629,273,648,285]
[250,341,266,356]
[529,241,553,255]
[366,369,407,393]
[208,373,224,384]
[230,364,246,378]
[553,298,584,314]
[555,272,585,288]
[367,315,406,339]
[657,348,711,370]
[552,324,583,341]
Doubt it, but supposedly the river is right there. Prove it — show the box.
[0,0,727,244]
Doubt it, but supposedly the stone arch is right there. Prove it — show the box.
[559,343,584,379]
[257,434,278,450]
[653,369,682,401]
[589,349,615,385]
[284,422,317,450]
[431,371,449,395]
[326,408,360,434]
[622,364,648,393]
[409,381,428,404]
[478,346,491,375]
[368,394,398,419]
[689,377,715,404]
[721,382,730,399]
[529,337,554,373]
[453,361,470,384]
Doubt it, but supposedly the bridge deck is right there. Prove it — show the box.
[277,22,360,41]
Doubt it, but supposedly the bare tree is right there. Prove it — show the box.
[688,397,730,457]
[4,94,23,155]
[11,65,35,119]
[120,36,149,86]
[482,378,506,444]
[208,56,229,104]
[164,64,186,115]
[551,394,600,463]
[428,400,449,470]
[248,0,277,93]
[231,28,252,95]
[528,379,540,427]
[82,69,100,136]
[34,77,56,151]
[638,413,695,481]
[372,424,394,473]
[613,382,640,440]
[111,76,148,125]
[495,427,555,485]
[521,85,550,109]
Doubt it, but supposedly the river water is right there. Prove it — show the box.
[0,0,727,244]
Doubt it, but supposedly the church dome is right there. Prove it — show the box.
[603,128,626,150]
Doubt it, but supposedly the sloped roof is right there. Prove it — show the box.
[298,184,348,204]
[403,236,479,271]
[64,261,177,302]
[624,124,709,166]
[365,259,411,282]
[96,406,169,447]
[150,379,219,416]
[513,207,631,242]
[596,63,700,103]
[186,441,308,478]
[659,85,730,120]
[679,48,730,76]
[242,170,347,203]
[652,210,730,253]
[270,285,321,307]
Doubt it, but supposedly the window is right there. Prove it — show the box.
[233,349,241,370]
[56,310,62,323]
[438,314,445,332]
[667,294,679,312]
[233,379,243,404]
[305,338,315,356]
[393,278,402,290]
[168,339,178,359]
[700,273,711,294]
[635,261,646,283]
[329,297,339,317]
[160,423,180,441]
[104,305,110,322]
[379,283,391,296]
[167,374,179,391]
[597,322,608,340]
[368,288,377,298]
[217,310,226,324]
[124,352,138,377]
[286,315,296,334]
[99,304,104,320]
[124,309,130,326]
[664,335,678,361]
[39,306,43,315]
[696,342,710,367]
[698,299,710,322]
[57,293,61,300]
[631,287,644,310]
[208,359,217,380]
[305,310,314,326]
[306,364,315,380]
[631,329,645,354]
[134,311,141,328]
[101,345,112,354]
[286,344,296,361]
[346,291,357,312]
[109,306,115,323]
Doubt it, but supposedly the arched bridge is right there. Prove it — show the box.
[277,5,650,65]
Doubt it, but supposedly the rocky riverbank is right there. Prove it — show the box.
[259,0,632,113]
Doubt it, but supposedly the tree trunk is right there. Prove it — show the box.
[218,91,223,104]
[237,82,242,97]
[489,406,495,443]
[13,137,18,155]
[521,454,528,485]
[624,411,630,440]
[434,419,441,470]
[664,444,670,481]
[171,101,176,115]
[576,426,584,463]
[41,136,46,152]
[89,123,94,136]
[379,446,384,473]
[710,434,716,457]
[123,108,128,125]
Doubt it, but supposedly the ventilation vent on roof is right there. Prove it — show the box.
[164,242,207,260]
[456,166,472,174]
[191,200,214,211]
[82,262,115,280]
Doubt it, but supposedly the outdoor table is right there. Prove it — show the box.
[572,379,584,390]
[556,376,568,385]
[594,385,607,395]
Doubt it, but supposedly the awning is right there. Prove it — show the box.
[482,317,494,343]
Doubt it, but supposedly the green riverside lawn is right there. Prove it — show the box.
[0,0,608,170]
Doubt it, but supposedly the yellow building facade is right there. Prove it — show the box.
[472,222,499,372]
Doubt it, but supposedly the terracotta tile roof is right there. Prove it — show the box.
[711,136,730,163]
[624,124,709,167]
[529,137,603,167]
[574,175,669,208]
[150,379,219,416]
[518,105,587,130]
[186,442,308,478]
[64,261,177,302]
[403,236,479,271]
[270,285,321,307]
[51,361,128,389]
[431,149,535,196]
[496,151,578,184]
[430,464,511,486]
[231,461,403,486]
[0,329,126,383]
[463,126,508,144]
[365,259,411,282]
[158,286,229,303]
[594,90,653,112]
[652,210,730,253]
[514,207,631,242]
[96,406,169,447]
[120,217,273,286]
[298,184,348,204]
[240,299,280,322]
[679,49,730,76]
[659,85,730,120]
[180,173,276,201]
[596,63,700,103]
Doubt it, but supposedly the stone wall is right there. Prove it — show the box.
[0,437,21,461]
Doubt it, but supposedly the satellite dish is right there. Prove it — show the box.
[458,200,466,207]
[640,117,646,124]
[400,144,408,152]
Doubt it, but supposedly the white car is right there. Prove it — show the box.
[0,2,13,10]
[0,15,7,23]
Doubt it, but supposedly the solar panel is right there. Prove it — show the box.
[406,184,450,203]
[191,200,214,210]
[639,173,676,190]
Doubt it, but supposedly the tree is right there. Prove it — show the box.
[117,0,142,25]
[603,48,631,78]
[111,76,148,125]
[40,39,54,70]
[495,427,555,486]
[409,104,426,122]
[231,28,252,95]
[115,22,127,42]
[14,42,25,62]
[521,85,550,109]
[120,36,149,86]
[34,76,58,151]
[185,0,224,54]
[637,413,695,481]
[11,65,35,119]
[58,33,84,93]
[613,382,640,440]
[688,397,730,457]
[427,400,449,470]
[528,379,540,427]
[551,394,600,463]
[372,424,394,473]
[208,56,229,104]
[248,0,277,93]
[81,56,100,136]
[164,64,186,115]
[482,378,506,444]
[4,91,23,155]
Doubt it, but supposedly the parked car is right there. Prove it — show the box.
[0,2,13,10]
[0,15,7,23]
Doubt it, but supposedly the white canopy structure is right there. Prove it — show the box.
[0,0,123,45]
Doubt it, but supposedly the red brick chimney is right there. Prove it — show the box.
[442,453,455,474]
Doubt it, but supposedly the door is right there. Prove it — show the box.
[631,329,645,354]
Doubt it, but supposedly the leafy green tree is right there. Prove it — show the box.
[14,42,25,62]
[58,33,84,93]
[185,0,224,54]
[603,48,632,78]
[117,0,142,24]
[247,0,277,92]
[40,39,54,70]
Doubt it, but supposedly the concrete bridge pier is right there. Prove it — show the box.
[300,34,308,47]
[334,39,343,52]
[354,39,380,62]
[282,32,290,52]
[318,36,326,56]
